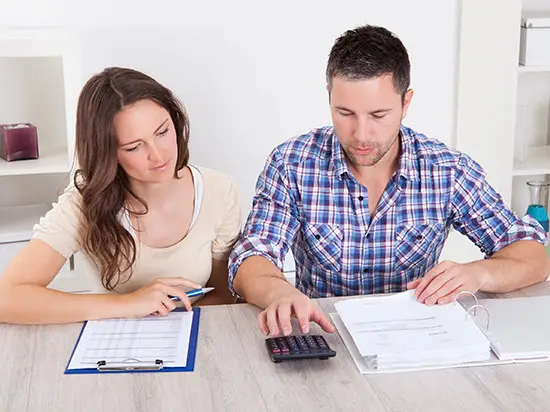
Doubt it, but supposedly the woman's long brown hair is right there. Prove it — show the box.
[74,67,190,291]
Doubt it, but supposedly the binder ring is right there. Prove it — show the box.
[454,291,479,314]
[466,304,490,331]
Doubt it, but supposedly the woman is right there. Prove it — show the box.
[0,67,241,324]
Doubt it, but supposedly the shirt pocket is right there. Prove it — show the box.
[303,223,342,273]
[394,223,444,273]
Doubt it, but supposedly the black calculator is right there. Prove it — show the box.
[265,335,336,363]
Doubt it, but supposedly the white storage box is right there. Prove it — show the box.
[519,14,550,67]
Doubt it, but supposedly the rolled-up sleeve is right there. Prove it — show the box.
[451,153,547,255]
[228,147,300,292]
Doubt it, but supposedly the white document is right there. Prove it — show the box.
[330,312,508,374]
[67,311,194,370]
[333,290,491,372]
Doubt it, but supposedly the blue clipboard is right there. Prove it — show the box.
[64,307,201,374]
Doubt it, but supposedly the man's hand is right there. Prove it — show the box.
[407,260,488,305]
[257,287,336,336]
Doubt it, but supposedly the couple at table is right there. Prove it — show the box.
[0,24,547,336]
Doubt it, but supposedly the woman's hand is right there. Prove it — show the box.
[119,277,201,318]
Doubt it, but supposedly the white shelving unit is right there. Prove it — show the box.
[513,145,550,176]
[0,28,82,284]
[0,151,70,176]
[519,65,550,73]
[0,204,53,243]
[512,66,550,215]
[511,1,550,256]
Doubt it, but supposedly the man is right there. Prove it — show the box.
[228,25,548,337]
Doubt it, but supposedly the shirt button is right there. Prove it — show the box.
[366,233,371,239]
[363,267,369,273]
[358,196,364,201]
[314,234,321,240]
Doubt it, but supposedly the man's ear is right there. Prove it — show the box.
[401,88,414,120]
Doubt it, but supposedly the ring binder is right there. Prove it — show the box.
[96,358,164,372]
[453,291,490,331]
[334,290,550,373]
[454,291,478,313]
[466,304,490,331]
[332,290,494,373]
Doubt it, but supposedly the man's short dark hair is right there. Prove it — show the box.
[326,25,411,98]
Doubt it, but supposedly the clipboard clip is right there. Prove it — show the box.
[96,358,164,372]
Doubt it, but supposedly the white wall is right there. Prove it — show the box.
[2,0,462,271]
[523,0,550,11]
[1,0,459,210]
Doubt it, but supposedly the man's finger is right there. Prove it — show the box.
[424,275,463,305]
[407,278,421,290]
[414,261,451,298]
[257,311,269,336]
[438,285,466,305]
[292,299,311,333]
[310,306,336,333]
[266,307,279,336]
[418,269,456,304]
[277,304,293,336]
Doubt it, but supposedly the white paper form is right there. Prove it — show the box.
[67,311,194,370]
[334,290,491,371]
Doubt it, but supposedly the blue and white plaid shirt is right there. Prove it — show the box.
[228,126,546,298]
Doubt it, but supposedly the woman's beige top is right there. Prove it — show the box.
[32,166,242,294]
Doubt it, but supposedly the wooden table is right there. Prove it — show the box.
[2,282,550,412]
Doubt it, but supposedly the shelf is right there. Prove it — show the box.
[0,204,52,243]
[0,28,73,58]
[518,65,550,73]
[513,146,550,176]
[0,240,74,278]
[0,150,70,177]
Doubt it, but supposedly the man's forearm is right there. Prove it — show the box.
[470,240,549,293]
[233,256,296,309]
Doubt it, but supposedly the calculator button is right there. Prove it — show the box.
[314,335,328,348]
[305,335,318,349]
[286,336,300,353]
[295,336,309,352]
[268,339,281,354]
[276,337,290,353]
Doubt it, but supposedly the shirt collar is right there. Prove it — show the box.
[329,125,420,182]
[329,129,350,179]
[396,125,420,182]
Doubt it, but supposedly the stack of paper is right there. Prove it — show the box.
[334,290,491,372]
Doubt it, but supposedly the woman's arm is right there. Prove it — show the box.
[0,239,124,324]
[0,239,201,324]
[196,259,235,306]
